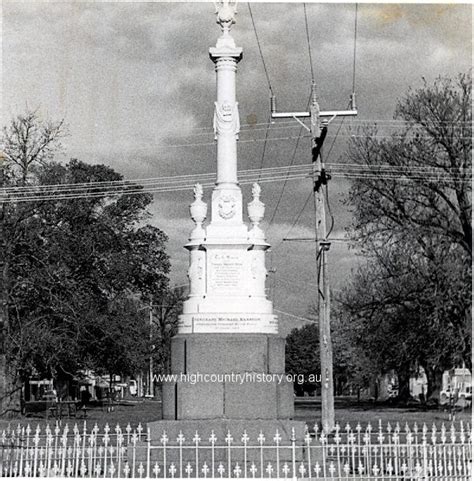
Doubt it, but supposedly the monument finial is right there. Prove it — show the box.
[214,0,237,35]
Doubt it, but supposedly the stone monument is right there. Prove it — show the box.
[149,1,304,444]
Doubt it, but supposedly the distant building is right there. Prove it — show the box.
[440,367,472,407]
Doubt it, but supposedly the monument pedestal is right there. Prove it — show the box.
[161,334,294,420]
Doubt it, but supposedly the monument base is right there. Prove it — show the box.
[162,333,294,420]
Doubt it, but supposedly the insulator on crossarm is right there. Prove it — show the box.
[270,95,277,114]
[350,92,357,111]
[270,95,277,123]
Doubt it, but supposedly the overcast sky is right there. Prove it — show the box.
[2,1,472,334]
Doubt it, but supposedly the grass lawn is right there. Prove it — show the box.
[0,397,470,433]
[294,397,471,429]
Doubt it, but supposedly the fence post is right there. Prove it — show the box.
[19,425,25,476]
[291,427,296,480]
[146,427,151,479]
[422,424,428,479]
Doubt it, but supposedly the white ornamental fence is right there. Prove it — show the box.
[0,420,471,479]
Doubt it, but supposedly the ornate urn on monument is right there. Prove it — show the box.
[189,183,207,240]
[248,182,265,239]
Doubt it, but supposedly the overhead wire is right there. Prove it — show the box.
[165,118,470,141]
[1,173,311,204]
[247,3,274,181]
[322,100,352,239]
[266,3,317,236]
[8,170,467,202]
[153,130,472,148]
[272,190,313,253]
[352,3,358,95]
[3,161,469,203]
[247,3,274,96]
[156,117,471,141]
[4,163,313,194]
[2,169,468,204]
[171,117,471,136]
[266,94,313,231]
[303,3,315,82]
[273,309,317,324]
[4,161,468,193]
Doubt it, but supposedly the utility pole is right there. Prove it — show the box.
[272,83,357,432]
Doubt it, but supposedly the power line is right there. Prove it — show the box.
[303,3,315,82]
[247,3,274,96]
[159,116,474,137]
[3,163,469,204]
[156,131,472,149]
[267,93,313,231]
[4,163,312,194]
[3,168,468,203]
[272,190,313,253]
[166,118,471,140]
[352,3,358,95]
[153,118,471,146]
[258,121,270,181]
[4,161,469,194]
[1,173,312,204]
[273,308,317,324]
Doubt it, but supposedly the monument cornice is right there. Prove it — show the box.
[209,46,243,63]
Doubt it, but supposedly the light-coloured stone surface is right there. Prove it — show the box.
[178,2,277,336]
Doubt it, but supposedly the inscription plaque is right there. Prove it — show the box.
[178,313,278,334]
[209,251,245,291]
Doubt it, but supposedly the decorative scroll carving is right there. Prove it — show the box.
[213,101,240,139]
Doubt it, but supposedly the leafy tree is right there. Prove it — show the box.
[1,111,66,416]
[338,73,471,401]
[151,286,185,375]
[285,323,320,396]
[2,112,171,414]
[331,315,378,398]
[82,298,150,390]
[15,160,170,390]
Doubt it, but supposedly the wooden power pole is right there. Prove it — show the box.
[272,82,357,432]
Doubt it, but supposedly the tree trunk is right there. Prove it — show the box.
[0,355,22,417]
[0,254,21,417]
[425,365,443,401]
[396,364,411,402]
[462,307,472,370]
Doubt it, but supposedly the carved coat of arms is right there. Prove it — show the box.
[217,194,236,219]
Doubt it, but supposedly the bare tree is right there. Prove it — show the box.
[3,110,66,185]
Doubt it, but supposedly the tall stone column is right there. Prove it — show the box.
[210,8,241,187]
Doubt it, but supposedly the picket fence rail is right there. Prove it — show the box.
[0,420,471,479]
